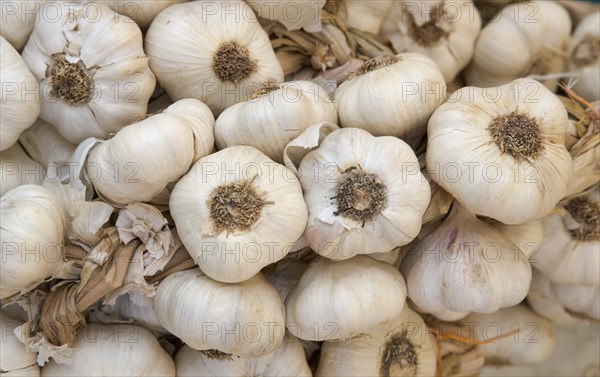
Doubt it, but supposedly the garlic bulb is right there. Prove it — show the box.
[96,0,187,29]
[0,0,44,51]
[246,0,326,32]
[532,188,599,286]
[333,53,446,146]
[400,202,532,314]
[21,1,156,143]
[170,145,307,283]
[145,0,284,116]
[299,128,430,260]
[215,81,337,162]
[316,306,437,377]
[154,269,286,357]
[175,334,311,377]
[461,305,555,365]
[0,143,43,197]
[18,119,76,169]
[1,36,40,151]
[81,99,214,206]
[569,11,600,101]
[285,255,407,341]
[427,78,573,225]
[382,0,482,82]
[41,324,175,376]
[0,314,39,376]
[0,185,66,299]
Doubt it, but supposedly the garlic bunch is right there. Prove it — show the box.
[96,0,187,29]
[18,119,76,171]
[568,11,600,101]
[427,78,573,224]
[1,185,67,299]
[0,144,43,197]
[79,99,214,206]
[316,306,437,376]
[0,0,44,50]
[285,256,407,341]
[215,81,337,162]
[170,146,307,283]
[1,36,40,151]
[21,1,156,143]
[146,0,284,116]
[154,269,286,357]
[333,53,446,146]
[0,313,40,376]
[247,0,326,32]
[400,202,532,314]
[41,324,175,376]
[299,128,430,259]
[382,0,482,82]
[175,334,311,377]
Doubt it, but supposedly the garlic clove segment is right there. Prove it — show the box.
[145,0,284,117]
[154,269,286,358]
[568,11,600,101]
[285,255,408,341]
[426,78,573,224]
[170,145,307,283]
[299,127,430,260]
[0,313,39,376]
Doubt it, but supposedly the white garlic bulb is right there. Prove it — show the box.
[154,269,286,357]
[0,185,66,299]
[215,81,337,162]
[333,53,446,146]
[18,119,76,169]
[1,36,40,151]
[400,202,532,314]
[382,0,482,82]
[96,0,187,29]
[285,255,407,341]
[0,0,45,51]
[21,1,156,143]
[0,313,40,376]
[299,127,430,260]
[0,143,43,197]
[81,99,214,207]
[175,334,311,377]
[316,306,437,377]
[246,0,326,32]
[568,11,600,101]
[145,0,284,116]
[427,78,573,225]
[41,324,175,376]
[170,145,307,283]
[532,188,599,286]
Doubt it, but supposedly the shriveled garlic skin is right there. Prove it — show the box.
[0,185,66,299]
[247,0,326,32]
[21,2,155,144]
[0,314,39,376]
[170,146,307,283]
[382,0,482,82]
[41,324,175,376]
[154,269,286,357]
[427,78,573,225]
[175,334,311,377]
[342,0,393,34]
[146,0,284,116]
[0,0,45,51]
[96,0,187,29]
[400,203,532,314]
[0,144,43,197]
[215,81,338,162]
[316,306,437,377]
[462,305,556,365]
[87,99,214,206]
[569,11,600,101]
[0,36,40,151]
[334,53,446,147]
[18,119,76,169]
[285,256,408,341]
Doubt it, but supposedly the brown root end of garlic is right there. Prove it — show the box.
[332,166,387,226]
[563,197,600,241]
[487,111,543,161]
[48,54,95,106]
[212,40,258,84]
[379,330,419,377]
[572,35,600,67]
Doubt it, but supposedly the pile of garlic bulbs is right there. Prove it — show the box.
[1,0,598,376]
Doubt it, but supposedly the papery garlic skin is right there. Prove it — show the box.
[569,11,600,101]
[0,144,43,197]
[299,128,430,260]
[316,306,437,377]
[247,0,325,32]
[0,314,39,376]
[154,269,286,357]
[96,0,187,29]
[285,256,407,341]
[170,146,307,283]
[215,81,337,162]
[427,78,573,224]
[0,36,40,151]
[41,324,175,376]
[21,2,155,144]
[0,185,66,299]
[146,0,283,116]
[382,0,482,82]
[334,53,446,146]
[0,1,45,51]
